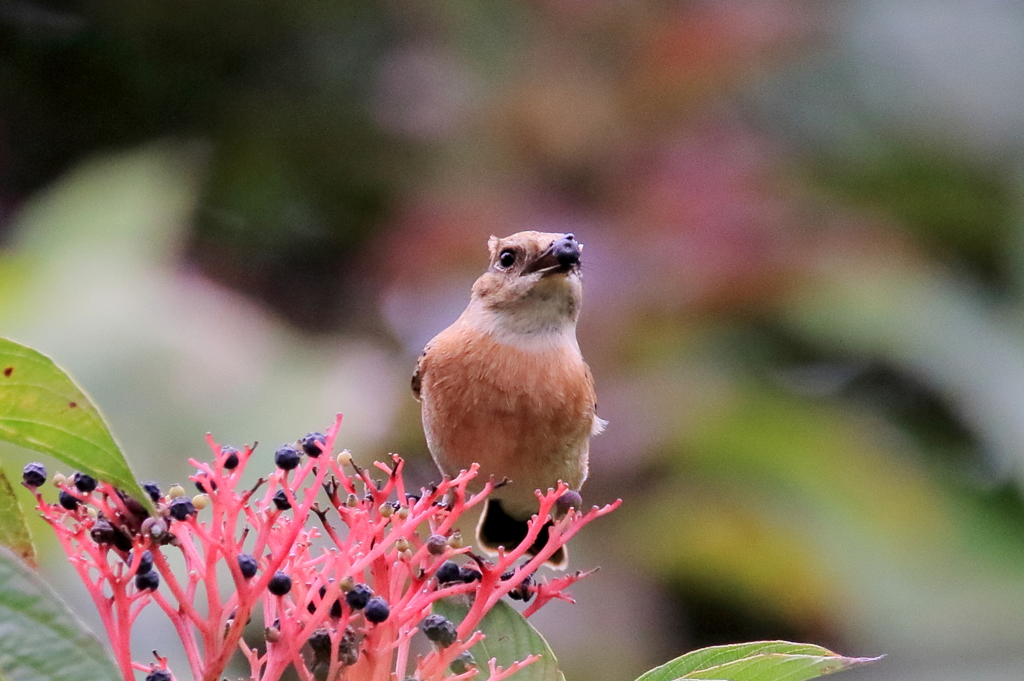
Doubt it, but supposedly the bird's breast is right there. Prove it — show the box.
[420,324,596,503]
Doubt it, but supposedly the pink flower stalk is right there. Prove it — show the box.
[28,415,619,681]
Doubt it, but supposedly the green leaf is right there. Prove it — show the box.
[0,338,149,511]
[433,597,564,681]
[635,641,881,681]
[0,466,35,568]
[0,545,120,681]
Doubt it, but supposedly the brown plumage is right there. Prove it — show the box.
[413,231,604,568]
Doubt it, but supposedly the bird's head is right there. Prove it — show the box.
[469,231,584,336]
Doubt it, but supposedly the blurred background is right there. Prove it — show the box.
[3,1,1024,679]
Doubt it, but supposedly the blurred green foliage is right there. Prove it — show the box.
[811,143,1016,283]
[2,0,404,328]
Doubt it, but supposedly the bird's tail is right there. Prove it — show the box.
[475,499,567,569]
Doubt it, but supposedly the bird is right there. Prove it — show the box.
[412,230,605,568]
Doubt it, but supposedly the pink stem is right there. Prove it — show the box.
[151,590,204,680]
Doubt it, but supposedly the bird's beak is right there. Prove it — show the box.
[522,234,581,276]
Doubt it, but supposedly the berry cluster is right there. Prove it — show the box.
[24,416,618,681]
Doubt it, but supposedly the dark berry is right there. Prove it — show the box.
[435,561,461,584]
[72,472,97,493]
[225,608,251,629]
[272,490,291,510]
[308,627,331,656]
[338,626,358,666]
[168,497,196,521]
[220,446,240,470]
[58,490,80,510]
[421,614,457,647]
[112,529,133,552]
[274,445,301,471]
[21,463,46,488]
[301,432,326,457]
[145,670,172,681]
[142,517,168,541]
[556,490,583,516]
[458,566,481,583]
[307,585,341,617]
[135,570,160,591]
[364,596,390,623]
[90,518,117,545]
[135,550,154,575]
[194,470,216,493]
[268,571,292,596]
[426,534,447,555]
[511,586,534,601]
[142,482,162,503]
[237,554,258,579]
[345,583,372,610]
[307,586,323,614]
[508,573,534,602]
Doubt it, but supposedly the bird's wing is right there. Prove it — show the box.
[411,345,429,401]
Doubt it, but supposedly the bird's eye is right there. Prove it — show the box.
[498,249,517,269]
